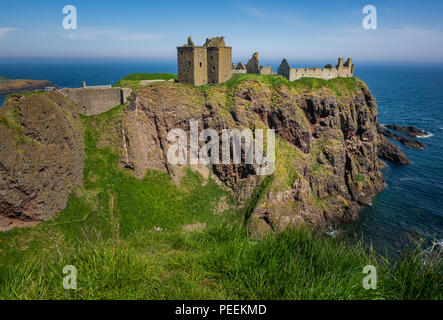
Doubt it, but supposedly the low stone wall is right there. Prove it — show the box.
[58,87,131,116]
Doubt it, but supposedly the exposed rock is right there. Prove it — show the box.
[97,79,386,229]
[385,124,429,138]
[377,123,426,149]
[377,135,411,164]
[0,91,84,228]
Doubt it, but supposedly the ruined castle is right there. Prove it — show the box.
[177,36,354,85]
[277,57,354,81]
[177,36,232,86]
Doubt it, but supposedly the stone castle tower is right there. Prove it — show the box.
[177,36,232,86]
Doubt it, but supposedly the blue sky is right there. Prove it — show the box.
[1,0,443,62]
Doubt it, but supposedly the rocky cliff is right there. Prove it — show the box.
[0,91,84,230]
[0,75,407,231]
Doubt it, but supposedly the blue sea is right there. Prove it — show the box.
[1,59,442,257]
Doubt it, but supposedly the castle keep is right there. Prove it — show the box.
[177,36,232,86]
[177,36,354,85]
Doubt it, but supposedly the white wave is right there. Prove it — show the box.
[417,133,433,138]
[399,177,415,181]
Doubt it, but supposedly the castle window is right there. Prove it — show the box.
[211,56,213,60]
[188,61,191,67]
[180,50,183,55]
[200,62,202,67]
[213,66,215,70]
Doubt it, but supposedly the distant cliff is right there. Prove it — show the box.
[0,77,54,94]
[0,75,408,231]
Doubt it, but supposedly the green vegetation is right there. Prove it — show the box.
[356,173,366,182]
[112,73,361,98]
[0,82,441,300]
[113,73,178,88]
[208,73,362,97]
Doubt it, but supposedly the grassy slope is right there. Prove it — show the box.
[114,73,178,89]
[0,78,441,299]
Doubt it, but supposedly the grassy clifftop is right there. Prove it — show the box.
[114,73,178,88]
[114,72,362,97]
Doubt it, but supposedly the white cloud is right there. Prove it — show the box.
[0,27,19,38]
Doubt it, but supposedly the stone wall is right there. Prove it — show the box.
[246,52,260,74]
[217,46,232,83]
[278,58,354,81]
[245,52,275,75]
[58,87,131,116]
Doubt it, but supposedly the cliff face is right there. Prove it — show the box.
[93,78,388,231]
[0,91,84,230]
[0,76,404,231]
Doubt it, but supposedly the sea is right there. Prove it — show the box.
[1,59,442,257]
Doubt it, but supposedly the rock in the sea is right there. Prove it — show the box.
[377,135,411,164]
[377,123,426,149]
[385,124,429,138]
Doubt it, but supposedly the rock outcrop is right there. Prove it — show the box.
[0,76,410,232]
[91,78,388,230]
[377,135,411,165]
[0,91,84,229]
[385,124,429,138]
[377,123,426,149]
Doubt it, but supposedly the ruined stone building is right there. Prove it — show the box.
[244,52,275,75]
[278,58,354,81]
[177,36,353,85]
[232,62,247,74]
[177,36,232,86]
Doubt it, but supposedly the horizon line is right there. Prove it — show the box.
[1,57,443,65]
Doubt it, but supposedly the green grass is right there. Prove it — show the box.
[355,173,366,182]
[113,73,177,88]
[0,83,441,300]
[208,73,362,97]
